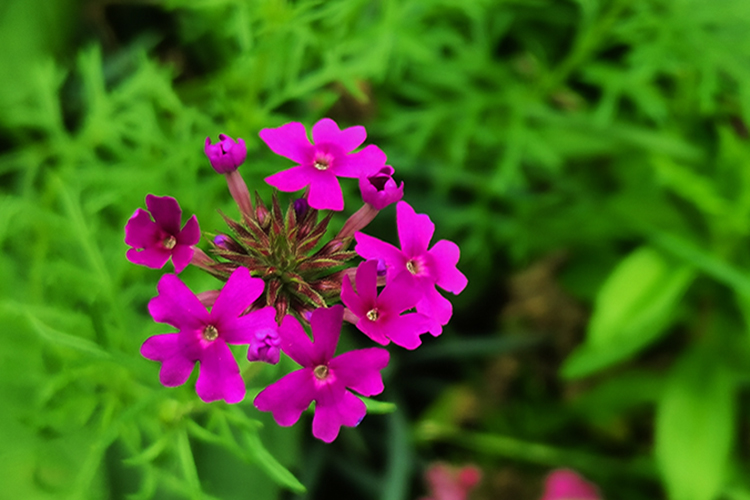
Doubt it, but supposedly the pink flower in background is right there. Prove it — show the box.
[341,260,430,349]
[420,463,482,500]
[359,165,404,210]
[142,267,279,404]
[125,194,200,273]
[204,133,247,174]
[540,469,601,500]
[355,201,467,335]
[254,305,390,442]
[261,118,387,211]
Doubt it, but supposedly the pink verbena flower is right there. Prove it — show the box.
[261,118,387,211]
[254,305,389,442]
[125,194,200,273]
[204,134,247,174]
[142,267,279,404]
[540,469,601,500]
[419,463,482,500]
[355,201,467,335]
[341,260,430,349]
[359,165,404,210]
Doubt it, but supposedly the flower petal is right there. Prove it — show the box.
[146,195,182,235]
[416,286,452,336]
[307,172,344,211]
[343,144,387,177]
[170,244,194,274]
[312,118,366,153]
[329,347,389,396]
[127,246,171,269]
[397,201,434,257]
[377,271,423,314]
[429,239,468,294]
[148,274,209,330]
[355,260,379,309]
[312,384,366,443]
[354,318,390,345]
[340,274,367,318]
[211,267,263,321]
[177,215,201,246]
[141,334,196,387]
[124,208,160,248]
[254,368,316,426]
[309,305,343,364]
[355,232,406,274]
[382,313,429,350]
[221,306,277,345]
[278,314,315,367]
[195,340,245,404]
[265,165,314,193]
[259,122,312,164]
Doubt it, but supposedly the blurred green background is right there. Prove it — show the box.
[3,0,750,498]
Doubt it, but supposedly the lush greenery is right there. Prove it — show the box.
[3,0,750,498]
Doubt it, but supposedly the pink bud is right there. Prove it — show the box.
[359,165,404,210]
[204,134,247,174]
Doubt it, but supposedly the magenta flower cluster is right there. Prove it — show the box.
[124,118,466,442]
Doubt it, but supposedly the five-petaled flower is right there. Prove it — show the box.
[254,305,390,442]
[204,133,248,174]
[125,194,200,274]
[341,260,430,349]
[355,201,467,335]
[261,118,387,211]
[142,267,279,404]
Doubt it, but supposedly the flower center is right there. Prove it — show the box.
[366,308,379,321]
[313,159,330,170]
[406,259,421,275]
[313,365,330,380]
[202,324,219,341]
[162,235,177,250]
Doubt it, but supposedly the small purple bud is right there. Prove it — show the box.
[204,134,247,174]
[376,259,387,277]
[247,328,281,364]
[213,234,230,248]
[359,165,404,210]
[293,198,310,221]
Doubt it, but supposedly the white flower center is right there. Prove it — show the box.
[406,259,421,275]
[202,324,219,341]
[162,235,177,250]
[366,308,379,321]
[313,159,330,170]
[313,365,330,380]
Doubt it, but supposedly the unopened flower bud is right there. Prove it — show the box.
[204,134,247,174]
[214,234,230,248]
[293,198,310,221]
[359,166,404,210]
[247,328,281,364]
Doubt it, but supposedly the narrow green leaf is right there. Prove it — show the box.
[656,348,735,500]
[25,313,110,359]
[360,396,397,414]
[176,428,203,499]
[242,430,306,493]
[562,246,694,378]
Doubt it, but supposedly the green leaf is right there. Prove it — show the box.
[242,430,306,493]
[656,348,736,500]
[562,246,694,378]
[360,396,397,414]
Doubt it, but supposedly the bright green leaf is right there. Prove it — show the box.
[562,246,694,378]
[656,348,736,500]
